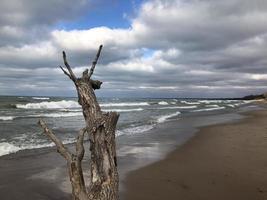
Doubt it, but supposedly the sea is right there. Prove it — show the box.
[0,96,257,157]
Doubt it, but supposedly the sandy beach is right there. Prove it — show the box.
[123,109,267,200]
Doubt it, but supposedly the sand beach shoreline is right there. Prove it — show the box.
[123,109,267,200]
[0,107,266,200]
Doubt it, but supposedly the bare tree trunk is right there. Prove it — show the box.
[38,45,119,200]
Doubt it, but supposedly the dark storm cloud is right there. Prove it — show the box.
[0,0,91,46]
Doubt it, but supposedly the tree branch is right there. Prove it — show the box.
[60,66,72,80]
[38,119,71,161]
[76,127,87,161]
[62,51,77,81]
[88,45,103,78]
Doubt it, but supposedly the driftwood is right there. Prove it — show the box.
[38,45,120,200]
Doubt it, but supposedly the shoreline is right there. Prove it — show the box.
[0,106,265,199]
[123,109,267,200]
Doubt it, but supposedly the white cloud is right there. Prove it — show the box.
[1,0,267,97]
[52,27,136,51]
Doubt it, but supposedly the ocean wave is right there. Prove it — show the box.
[227,104,236,108]
[31,112,83,118]
[100,102,149,107]
[158,106,197,109]
[0,116,15,121]
[0,142,21,156]
[116,124,154,136]
[205,104,220,108]
[191,107,226,112]
[225,100,240,103]
[59,108,82,112]
[157,111,181,123]
[16,100,80,109]
[16,100,151,110]
[32,97,50,100]
[0,138,76,157]
[180,101,201,105]
[199,100,244,104]
[158,101,169,105]
[103,108,144,112]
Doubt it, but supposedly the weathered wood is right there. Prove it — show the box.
[38,45,120,200]
[38,119,71,161]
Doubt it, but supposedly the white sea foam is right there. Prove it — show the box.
[103,108,144,112]
[19,138,76,151]
[191,107,226,112]
[198,100,237,104]
[32,97,50,100]
[157,111,181,123]
[0,116,15,121]
[16,100,80,109]
[158,101,169,105]
[232,101,252,107]
[159,106,197,109]
[205,104,220,108]
[60,108,82,112]
[225,100,240,103]
[227,104,236,108]
[0,142,21,156]
[16,100,151,110]
[116,124,154,136]
[0,138,77,157]
[198,100,223,104]
[100,102,149,107]
[33,112,83,118]
[180,101,201,105]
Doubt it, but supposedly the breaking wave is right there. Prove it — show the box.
[16,100,80,109]
[158,101,169,105]
[117,124,154,136]
[157,111,181,123]
[30,112,83,118]
[103,108,144,112]
[100,102,150,107]
[181,101,201,105]
[0,142,21,156]
[0,116,15,121]
[0,138,76,157]
[227,104,236,108]
[32,97,50,100]
[158,106,197,109]
[205,104,220,108]
[191,107,226,112]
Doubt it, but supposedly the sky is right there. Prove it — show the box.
[0,0,267,98]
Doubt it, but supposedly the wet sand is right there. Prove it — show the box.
[123,110,267,200]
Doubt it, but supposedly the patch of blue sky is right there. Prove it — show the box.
[55,0,144,30]
[142,48,156,59]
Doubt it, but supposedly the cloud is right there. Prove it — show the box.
[0,0,267,97]
[0,0,90,27]
[0,0,91,46]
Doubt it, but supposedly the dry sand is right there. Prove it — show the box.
[123,110,267,200]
